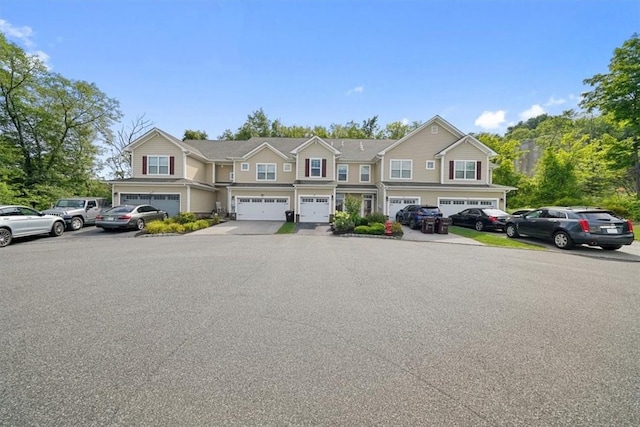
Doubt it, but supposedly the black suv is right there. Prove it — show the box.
[396,205,443,229]
[504,207,635,250]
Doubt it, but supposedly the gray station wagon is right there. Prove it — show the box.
[504,207,635,250]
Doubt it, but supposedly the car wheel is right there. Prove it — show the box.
[505,223,519,238]
[50,221,65,237]
[553,231,574,249]
[601,245,622,250]
[136,218,145,230]
[70,216,84,231]
[474,221,484,231]
[409,218,417,229]
[0,228,12,248]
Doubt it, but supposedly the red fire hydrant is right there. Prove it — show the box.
[385,219,392,236]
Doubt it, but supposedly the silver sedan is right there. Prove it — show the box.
[95,204,168,231]
[0,205,66,247]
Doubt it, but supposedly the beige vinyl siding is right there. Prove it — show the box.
[216,164,233,183]
[444,142,488,184]
[384,125,458,181]
[296,143,335,179]
[190,187,216,213]
[236,149,293,184]
[335,163,375,185]
[186,156,207,182]
[131,135,184,177]
[205,163,214,184]
[215,186,229,212]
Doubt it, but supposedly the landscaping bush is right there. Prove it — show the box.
[333,211,355,234]
[368,222,385,235]
[354,225,370,234]
[391,221,403,235]
[366,212,387,224]
[145,220,167,234]
[174,212,197,224]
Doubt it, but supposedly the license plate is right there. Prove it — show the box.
[107,217,115,221]
[605,228,618,234]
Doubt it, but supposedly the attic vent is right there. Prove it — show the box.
[431,125,439,134]
[341,140,344,147]
[359,141,364,151]
[331,141,333,146]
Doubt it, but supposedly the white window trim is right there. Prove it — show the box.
[359,165,371,183]
[283,163,292,172]
[390,159,412,180]
[454,160,477,181]
[310,158,322,178]
[147,155,170,175]
[426,160,436,170]
[256,163,277,181]
[241,162,249,171]
[337,164,348,182]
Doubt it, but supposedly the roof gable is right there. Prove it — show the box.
[291,136,341,155]
[436,135,497,157]
[377,115,465,156]
[239,142,290,161]
[125,127,189,153]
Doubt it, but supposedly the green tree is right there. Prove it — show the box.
[0,33,121,206]
[581,33,640,196]
[183,129,208,140]
[532,148,581,205]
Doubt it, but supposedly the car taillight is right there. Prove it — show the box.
[627,220,634,233]
[578,219,590,232]
[96,215,103,220]
[118,215,131,220]
[488,216,498,223]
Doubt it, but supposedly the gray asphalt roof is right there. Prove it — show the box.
[180,137,395,162]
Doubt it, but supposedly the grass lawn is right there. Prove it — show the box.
[276,222,296,234]
[449,226,546,250]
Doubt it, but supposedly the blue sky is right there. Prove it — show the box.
[1,0,638,138]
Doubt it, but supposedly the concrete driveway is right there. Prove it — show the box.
[193,220,284,235]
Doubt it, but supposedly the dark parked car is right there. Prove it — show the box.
[504,207,635,250]
[449,208,510,231]
[510,209,534,217]
[396,205,443,229]
[0,205,66,247]
[96,204,168,231]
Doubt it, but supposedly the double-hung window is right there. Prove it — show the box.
[148,156,169,175]
[390,160,412,179]
[310,158,322,177]
[257,163,276,181]
[337,164,348,182]
[455,161,477,180]
[360,165,370,182]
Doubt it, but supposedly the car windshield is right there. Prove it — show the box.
[483,209,508,216]
[55,199,84,208]
[106,206,134,214]
[581,211,620,221]
[419,208,440,215]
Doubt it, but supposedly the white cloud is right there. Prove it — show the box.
[346,86,364,96]
[0,19,35,47]
[544,96,566,107]
[474,110,506,130]
[519,104,545,121]
[401,118,409,125]
[31,50,51,69]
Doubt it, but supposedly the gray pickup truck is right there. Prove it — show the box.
[43,197,111,231]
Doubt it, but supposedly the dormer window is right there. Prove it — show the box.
[143,155,173,175]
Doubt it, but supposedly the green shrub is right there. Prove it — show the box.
[354,225,370,234]
[166,222,186,233]
[368,222,385,235]
[391,221,403,235]
[145,220,168,234]
[366,212,388,224]
[174,212,197,224]
[333,211,355,233]
[194,219,211,229]
[357,216,369,226]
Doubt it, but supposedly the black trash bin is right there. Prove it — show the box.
[436,217,451,234]
[421,216,436,234]
[285,210,295,223]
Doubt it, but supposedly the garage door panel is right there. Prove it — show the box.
[388,197,420,221]
[299,197,330,223]
[121,194,181,217]
[236,197,289,221]
[439,199,497,217]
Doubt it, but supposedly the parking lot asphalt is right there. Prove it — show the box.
[2,232,639,425]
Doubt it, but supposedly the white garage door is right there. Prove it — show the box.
[388,197,420,221]
[439,199,498,217]
[236,197,289,221]
[299,197,330,223]
[121,194,181,217]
